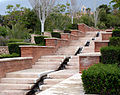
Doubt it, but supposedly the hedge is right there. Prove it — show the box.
[64,30,71,34]
[51,32,61,38]
[8,42,34,55]
[68,24,78,30]
[0,53,20,58]
[112,29,120,37]
[34,36,48,46]
[82,64,120,95]
[8,39,24,43]
[100,46,120,65]
[110,37,120,46]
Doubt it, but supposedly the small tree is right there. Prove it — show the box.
[94,8,100,28]
[70,0,81,24]
[29,0,56,35]
[93,0,100,28]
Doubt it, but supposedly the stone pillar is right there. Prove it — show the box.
[94,40,109,52]
[102,32,112,40]
[79,52,101,73]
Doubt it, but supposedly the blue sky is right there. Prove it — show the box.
[0,0,112,15]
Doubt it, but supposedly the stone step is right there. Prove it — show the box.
[38,59,63,62]
[0,90,28,95]
[0,83,33,90]
[6,73,40,78]
[67,62,79,64]
[44,79,64,85]
[35,62,61,65]
[40,85,52,91]
[1,78,38,84]
[48,73,74,79]
[32,65,59,70]
[41,56,65,59]
[66,65,79,69]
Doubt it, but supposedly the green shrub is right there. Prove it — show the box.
[8,39,24,43]
[82,63,120,95]
[112,29,120,37]
[64,30,71,33]
[0,26,7,37]
[68,24,78,30]
[8,42,33,55]
[51,32,61,38]
[100,46,120,64]
[0,36,8,46]
[0,53,20,58]
[34,36,48,46]
[110,37,120,46]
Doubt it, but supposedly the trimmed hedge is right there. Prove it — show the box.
[0,53,20,58]
[82,63,120,95]
[110,37,120,46]
[51,32,61,38]
[112,29,120,37]
[34,36,48,46]
[8,43,33,55]
[8,39,24,43]
[64,30,71,34]
[68,24,78,29]
[100,46,120,64]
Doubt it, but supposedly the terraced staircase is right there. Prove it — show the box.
[0,31,98,95]
[0,56,65,95]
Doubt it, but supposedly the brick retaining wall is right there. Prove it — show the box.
[0,57,33,78]
[79,53,101,73]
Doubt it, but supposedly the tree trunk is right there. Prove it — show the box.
[71,15,74,24]
[41,21,45,35]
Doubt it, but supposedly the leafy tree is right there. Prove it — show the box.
[110,0,120,9]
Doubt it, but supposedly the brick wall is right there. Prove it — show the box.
[71,30,79,36]
[79,53,101,73]
[70,34,79,40]
[95,40,109,52]
[0,57,33,78]
[61,33,70,40]
[78,24,85,32]
[106,29,113,32]
[20,46,56,63]
[0,46,9,55]
[102,32,112,40]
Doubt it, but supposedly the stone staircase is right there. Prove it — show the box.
[40,56,79,91]
[0,31,98,95]
[0,56,65,95]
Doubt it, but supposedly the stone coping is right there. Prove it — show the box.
[78,52,101,56]
[57,39,68,41]
[102,32,112,34]
[94,40,109,42]
[0,57,33,62]
[44,38,59,40]
[70,30,79,31]
[19,45,55,48]
[70,34,78,37]
[61,33,70,35]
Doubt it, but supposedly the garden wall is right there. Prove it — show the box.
[79,52,101,73]
[0,57,33,79]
